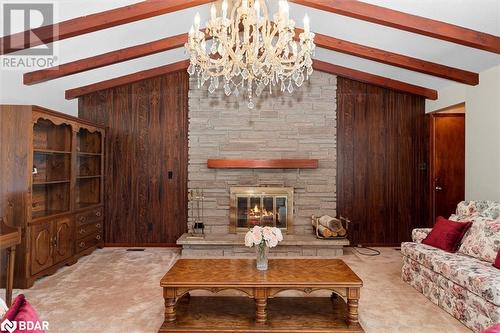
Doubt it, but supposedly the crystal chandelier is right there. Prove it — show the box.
[185,0,316,109]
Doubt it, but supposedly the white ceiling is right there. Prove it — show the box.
[0,0,499,116]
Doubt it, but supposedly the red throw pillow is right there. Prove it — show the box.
[482,323,500,333]
[1,294,45,333]
[422,216,472,252]
[494,250,500,269]
[2,294,24,322]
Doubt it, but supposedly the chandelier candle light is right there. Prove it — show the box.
[245,226,283,270]
[186,0,316,109]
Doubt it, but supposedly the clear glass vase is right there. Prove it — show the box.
[256,243,269,271]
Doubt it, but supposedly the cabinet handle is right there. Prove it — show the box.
[96,211,102,217]
[96,235,101,241]
[50,236,58,256]
[50,236,56,247]
[79,241,85,248]
[79,228,86,234]
[96,223,102,228]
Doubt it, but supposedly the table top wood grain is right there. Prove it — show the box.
[160,259,363,288]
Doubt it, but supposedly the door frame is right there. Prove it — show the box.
[427,103,466,226]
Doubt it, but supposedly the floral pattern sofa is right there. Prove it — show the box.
[401,201,500,332]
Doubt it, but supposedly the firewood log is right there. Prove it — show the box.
[312,217,332,237]
[318,215,333,228]
[318,215,347,236]
[318,215,340,230]
[317,224,333,238]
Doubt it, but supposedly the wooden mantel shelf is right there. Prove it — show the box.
[207,159,319,169]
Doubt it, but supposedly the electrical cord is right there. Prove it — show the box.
[353,245,381,256]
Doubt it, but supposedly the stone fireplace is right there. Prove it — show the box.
[178,71,349,256]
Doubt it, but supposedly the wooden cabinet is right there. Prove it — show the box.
[54,217,74,263]
[77,233,103,254]
[30,222,53,275]
[76,221,102,240]
[76,207,103,226]
[30,217,74,274]
[75,207,103,253]
[0,105,105,288]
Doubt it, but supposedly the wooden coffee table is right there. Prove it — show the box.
[159,259,364,332]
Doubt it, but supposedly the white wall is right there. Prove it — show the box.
[426,64,500,202]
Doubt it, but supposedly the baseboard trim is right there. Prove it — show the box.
[104,243,181,248]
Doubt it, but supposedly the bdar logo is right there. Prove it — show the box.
[0,319,17,333]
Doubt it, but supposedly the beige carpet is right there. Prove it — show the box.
[2,247,471,333]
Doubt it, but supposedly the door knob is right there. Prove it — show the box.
[435,186,443,191]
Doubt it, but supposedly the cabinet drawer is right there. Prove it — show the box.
[76,207,103,226]
[76,232,103,253]
[76,220,103,240]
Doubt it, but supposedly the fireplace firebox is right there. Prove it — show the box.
[229,186,293,233]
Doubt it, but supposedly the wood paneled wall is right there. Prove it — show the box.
[78,71,188,246]
[337,77,429,246]
[77,72,426,246]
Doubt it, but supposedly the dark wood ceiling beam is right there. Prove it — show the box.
[24,33,191,85]
[291,0,500,54]
[65,59,437,100]
[313,59,438,100]
[65,60,190,100]
[27,28,478,86]
[0,0,215,55]
[296,29,478,85]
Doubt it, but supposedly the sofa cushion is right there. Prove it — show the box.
[454,201,500,220]
[402,242,500,306]
[459,218,500,263]
[412,228,432,243]
[422,216,471,252]
[403,256,500,332]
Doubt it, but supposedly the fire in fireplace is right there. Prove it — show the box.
[229,186,293,233]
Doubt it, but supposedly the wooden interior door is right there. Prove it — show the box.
[30,221,53,275]
[54,217,73,263]
[429,113,465,223]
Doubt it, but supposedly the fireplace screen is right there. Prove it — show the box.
[230,187,293,233]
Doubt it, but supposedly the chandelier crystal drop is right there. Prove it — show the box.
[185,0,316,109]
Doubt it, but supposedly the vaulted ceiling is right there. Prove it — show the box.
[0,0,499,116]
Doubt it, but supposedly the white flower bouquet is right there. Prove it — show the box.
[245,226,283,248]
[245,226,283,271]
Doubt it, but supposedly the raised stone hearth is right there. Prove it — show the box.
[178,233,349,257]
